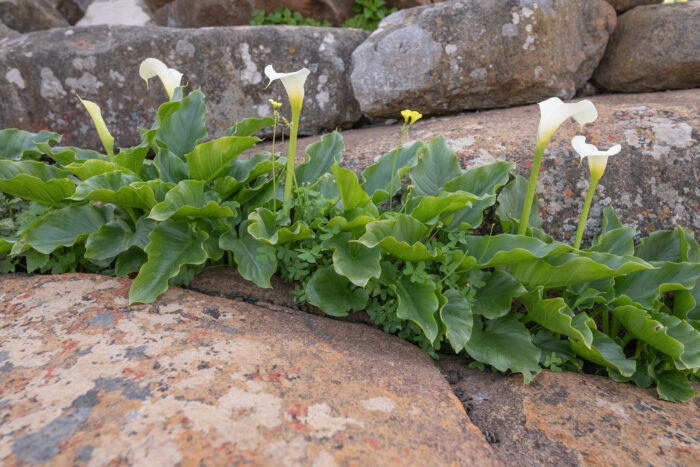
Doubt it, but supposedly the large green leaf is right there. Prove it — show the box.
[654,313,700,370]
[185,136,258,182]
[224,152,283,185]
[408,191,484,225]
[226,117,275,137]
[520,288,593,348]
[440,289,473,353]
[495,174,543,233]
[149,180,237,221]
[220,220,277,288]
[614,262,700,309]
[306,266,368,316]
[465,315,541,383]
[588,227,635,256]
[85,217,155,261]
[21,204,112,254]
[324,232,381,287]
[129,220,209,304]
[392,275,439,343]
[156,90,207,157]
[361,142,424,203]
[0,160,75,206]
[458,234,571,270]
[409,136,462,197]
[131,180,175,204]
[472,270,526,319]
[113,139,151,175]
[296,131,344,186]
[115,247,147,277]
[0,129,60,160]
[35,142,107,166]
[72,171,156,209]
[154,142,189,183]
[63,159,122,180]
[609,305,685,362]
[600,205,623,234]
[357,214,440,262]
[330,164,378,216]
[247,208,311,245]
[654,370,696,402]
[570,329,636,377]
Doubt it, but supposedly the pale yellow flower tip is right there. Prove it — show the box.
[537,97,598,145]
[269,99,282,109]
[139,58,183,100]
[401,109,423,125]
[77,96,114,157]
[264,65,311,111]
[571,135,621,181]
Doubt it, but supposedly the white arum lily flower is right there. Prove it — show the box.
[78,96,114,158]
[264,65,310,111]
[571,135,622,182]
[139,58,183,100]
[537,97,598,145]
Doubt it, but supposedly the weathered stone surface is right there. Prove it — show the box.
[440,356,700,467]
[277,89,700,243]
[0,25,367,148]
[593,2,700,93]
[76,0,153,26]
[0,19,18,38]
[0,0,69,32]
[350,0,616,117]
[0,273,497,465]
[605,0,661,13]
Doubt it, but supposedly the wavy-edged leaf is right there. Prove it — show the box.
[185,136,258,182]
[465,315,541,383]
[636,229,682,263]
[306,266,368,316]
[654,370,696,402]
[296,131,344,186]
[35,142,107,166]
[361,142,424,203]
[654,313,700,370]
[113,140,150,175]
[224,152,283,185]
[154,142,189,183]
[570,328,636,377]
[408,191,484,225]
[247,207,311,245]
[324,232,381,287]
[614,262,700,309]
[63,159,121,180]
[237,178,276,212]
[156,89,207,157]
[459,234,571,270]
[588,227,635,256]
[129,220,208,304]
[0,129,60,160]
[472,270,526,319]
[85,217,155,261]
[131,180,175,204]
[115,247,147,277]
[226,116,275,137]
[21,204,112,254]
[149,180,237,221]
[409,136,462,197]
[0,160,75,206]
[357,214,440,262]
[330,163,378,216]
[220,220,277,288]
[72,171,156,209]
[326,210,376,233]
[521,288,593,348]
[495,174,543,233]
[600,205,623,234]
[609,305,685,361]
[440,289,473,353]
[392,275,439,342]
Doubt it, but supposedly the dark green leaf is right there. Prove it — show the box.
[85,217,155,261]
[473,270,526,319]
[149,180,237,221]
[495,175,543,233]
[393,275,439,342]
[330,163,378,215]
[520,288,593,348]
[358,214,440,262]
[323,232,381,287]
[409,136,462,197]
[0,160,75,207]
[296,131,344,186]
[440,289,473,353]
[306,266,368,316]
[247,207,311,245]
[220,220,277,288]
[600,206,623,234]
[360,142,424,203]
[226,117,275,137]
[654,370,696,402]
[570,328,636,377]
[72,171,156,209]
[0,129,60,160]
[185,136,258,182]
[156,90,207,157]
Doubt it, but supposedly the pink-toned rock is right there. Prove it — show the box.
[440,356,700,466]
[0,273,497,465]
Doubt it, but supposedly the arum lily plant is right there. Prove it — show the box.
[389,109,422,209]
[571,135,622,249]
[518,97,597,235]
[264,65,311,213]
[77,96,115,159]
[139,58,183,101]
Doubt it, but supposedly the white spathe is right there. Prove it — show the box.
[571,135,621,181]
[537,97,598,144]
[264,65,311,110]
[139,58,183,101]
[78,96,114,157]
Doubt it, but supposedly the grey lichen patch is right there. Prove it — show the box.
[239,43,262,86]
[39,67,67,99]
[175,39,195,58]
[5,68,25,89]
[65,72,104,94]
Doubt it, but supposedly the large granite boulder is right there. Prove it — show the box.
[593,2,700,92]
[605,0,661,13]
[440,356,700,466]
[0,25,368,148]
[350,0,616,118]
[0,274,497,465]
[76,0,153,26]
[0,0,69,32]
[281,89,700,243]
[0,19,18,38]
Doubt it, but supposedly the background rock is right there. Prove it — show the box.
[277,89,700,243]
[0,19,18,38]
[76,0,153,26]
[350,0,616,117]
[605,0,661,13]
[0,0,69,32]
[441,356,700,467]
[0,273,497,465]
[593,2,700,92]
[0,25,368,148]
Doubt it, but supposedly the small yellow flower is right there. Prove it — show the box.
[269,99,282,109]
[401,109,422,126]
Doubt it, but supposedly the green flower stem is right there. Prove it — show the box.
[271,115,278,211]
[283,105,301,214]
[389,125,407,211]
[573,175,600,250]
[517,140,547,236]
[124,207,138,225]
[602,308,609,335]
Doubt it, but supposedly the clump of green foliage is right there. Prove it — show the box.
[250,8,331,27]
[343,0,397,30]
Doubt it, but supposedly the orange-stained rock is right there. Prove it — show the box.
[0,273,498,466]
[440,356,700,467]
